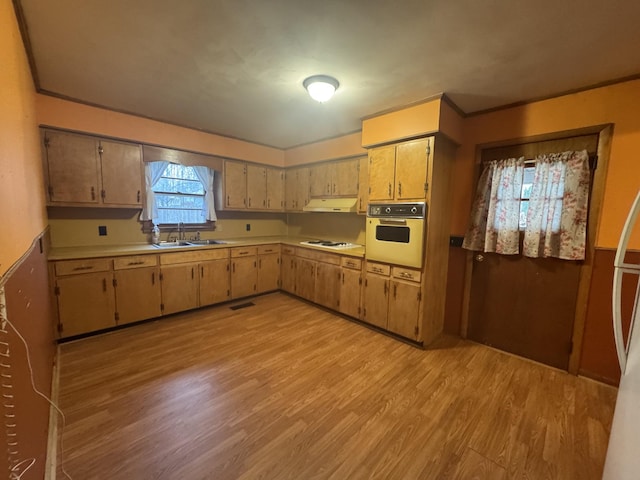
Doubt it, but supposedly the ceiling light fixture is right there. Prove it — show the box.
[303,75,339,103]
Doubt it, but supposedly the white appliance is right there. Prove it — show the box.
[603,190,640,479]
[299,240,362,250]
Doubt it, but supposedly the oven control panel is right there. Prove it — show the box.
[367,202,426,219]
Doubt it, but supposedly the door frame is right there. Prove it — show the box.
[460,124,613,374]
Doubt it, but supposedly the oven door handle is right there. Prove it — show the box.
[379,218,408,225]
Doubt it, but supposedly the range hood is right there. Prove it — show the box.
[302,198,358,213]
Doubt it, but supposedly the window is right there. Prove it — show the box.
[153,164,206,224]
[519,165,535,230]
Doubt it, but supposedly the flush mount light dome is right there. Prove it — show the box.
[303,75,339,103]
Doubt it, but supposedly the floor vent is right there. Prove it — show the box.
[229,301,255,311]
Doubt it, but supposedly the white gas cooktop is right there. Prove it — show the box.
[299,240,362,250]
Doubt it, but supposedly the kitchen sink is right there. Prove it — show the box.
[151,239,227,248]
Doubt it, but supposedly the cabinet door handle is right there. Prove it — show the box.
[91,186,96,200]
[137,190,141,203]
[201,266,204,278]
[73,265,94,271]
[248,197,252,207]
[388,183,392,196]
[393,284,397,299]
[191,267,194,279]
[232,263,236,273]
[128,261,144,266]
[152,272,155,285]
[383,282,388,295]
[398,183,402,196]
[227,195,230,206]
[259,259,262,268]
[102,278,107,292]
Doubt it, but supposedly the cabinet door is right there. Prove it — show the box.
[284,170,297,212]
[334,159,359,196]
[224,161,247,209]
[55,272,115,337]
[368,145,396,201]
[309,163,331,197]
[44,130,100,204]
[315,262,341,309]
[388,280,421,340]
[100,140,143,206]
[246,164,267,209]
[339,268,361,318]
[266,167,284,210]
[200,259,230,306]
[357,156,369,214]
[161,264,199,315]
[114,267,161,324]
[362,273,389,329]
[296,258,316,301]
[281,254,296,293]
[395,138,430,200]
[296,167,310,210]
[257,253,280,293]
[231,256,257,299]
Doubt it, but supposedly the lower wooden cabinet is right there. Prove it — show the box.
[296,258,316,301]
[315,262,340,309]
[387,279,421,339]
[257,245,280,293]
[161,263,199,315]
[114,266,161,325]
[363,269,390,329]
[231,247,258,299]
[280,249,296,294]
[339,257,362,319]
[199,259,230,306]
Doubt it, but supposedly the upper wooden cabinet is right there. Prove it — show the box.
[284,167,310,212]
[42,129,143,207]
[309,158,359,198]
[223,160,284,211]
[368,137,432,201]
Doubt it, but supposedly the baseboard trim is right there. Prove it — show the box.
[44,344,60,480]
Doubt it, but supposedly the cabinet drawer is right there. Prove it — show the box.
[281,245,296,255]
[341,257,362,270]
[392,266,422,283]
[258,244,280,255]
[113,255,158,270]
[54,258,111,276]
[161,249,228,265]
[297,247,340,265]
[231,246,258,258]
[366,262,390,276]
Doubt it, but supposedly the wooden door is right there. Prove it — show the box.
[114,267,161,324]
[266,167,284,210]
[296,258,316,301]
[339,268,361,318]
[368,145,396,201]
[224,161,247,209]
[231,256,257,299]
[200,259,230,306]
[334,159,359,196]
[161,264,198,315]
[281,254,296,293]
[357,156,369,214]
[388,280,421,340]
[100,140,143,206]
[309,163,331,197]
[395,138,429,200]
[246,164,266,209]
[315,262,340,309]
[363,273,389,328]
[296,167,310,209]
[467,134,599,370]
[44,130,100,204]
[55,273,115,337]
[257,253,280,293]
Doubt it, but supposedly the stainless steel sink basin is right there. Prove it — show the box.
[151,239,227,248]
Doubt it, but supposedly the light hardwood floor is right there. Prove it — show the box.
[56,293,617,479]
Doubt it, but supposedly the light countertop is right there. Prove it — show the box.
[48,236,366,261]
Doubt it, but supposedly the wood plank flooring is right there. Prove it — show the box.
[55,293,617,479]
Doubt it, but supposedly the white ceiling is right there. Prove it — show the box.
[17,0,640,149]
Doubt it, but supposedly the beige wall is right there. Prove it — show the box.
[284,132,366,166]
[0,0,47,276]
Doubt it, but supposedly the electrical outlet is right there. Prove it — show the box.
[246,223,251,231]
[98,225,107,236]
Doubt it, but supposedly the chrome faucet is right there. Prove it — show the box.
[178,222,184,241]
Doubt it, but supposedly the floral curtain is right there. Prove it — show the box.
[523,150,590,260]
[462,157,525,254]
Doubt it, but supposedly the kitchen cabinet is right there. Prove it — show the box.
[224,161,284,211]
[257,245,280,293]
[362,262,391,329]
[315,262,341,310]
[52,258,116,338]
[231,247,257,299]
[309,158,359,198]
[160,249,230,313]
[42,129,143,207]
[357,156,369,214]
[284,167,310,212]
[296,258,316,302]
[280,246,297,293]
[113,255,161,325]
[223,161,247,209]
[339,257,362,319]
[368,137,431,201]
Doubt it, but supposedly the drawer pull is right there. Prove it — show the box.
[399,272,413,279]
[373,267,383,274]
[127,261,145,266]
[73,266,94,271]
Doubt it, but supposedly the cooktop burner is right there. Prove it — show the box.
[299,240,361,250]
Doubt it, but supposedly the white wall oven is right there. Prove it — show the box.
[365,202,426,268]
